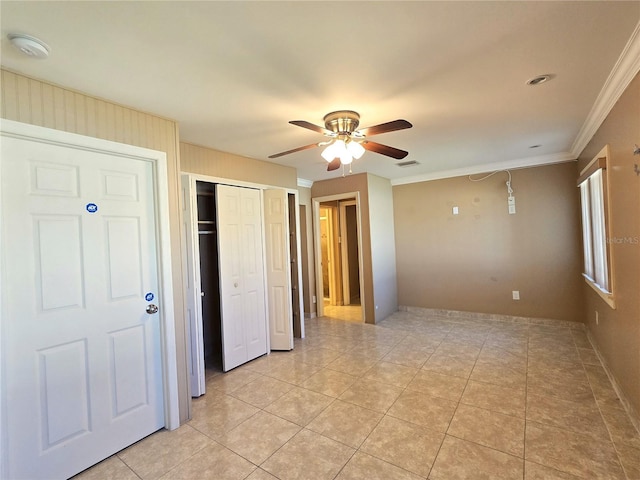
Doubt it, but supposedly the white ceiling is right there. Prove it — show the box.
[1,1,639,184]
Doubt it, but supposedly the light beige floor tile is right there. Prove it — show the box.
[188,395,260,438]
[117,425,213,480]
[429,435,523,480]
[526,392,608,437]
[207,369,260,394]
[526,370,593,402]
[261,429,355,480]
[476,348,527,372]
[524,461,582,479]
[460,380,525,418]
[264,386,334,426]
[336,451,424,480]
[363,361,418,388]
[435,342,481,358]
[577,347,601,365]
[301,368,357,397]
[339,378,404,413]
[600,404,640,450]
[584,364,621,404]
[265,359,322,385]
[327,353,379,376]
[422,352,476,378]
[406,369,468,402]
[570,330,593,349]
[398,332,446,350]
[158,442,256,480]
[306,399,383,448]
[246,468,280,480]
[387,389,457,432]
[616,442,640,479]
[79,313,636,480]
[73,455,138,480]
[240,353,290,374]
[217,410,301,464]
[447,404,525,457]
[350,343,394,359]
[470,361,526,389]
[382,345,432,368]
[525,421,625,479]
[360,415,443,477]
[229,374,295,408]
[293,346,343,366]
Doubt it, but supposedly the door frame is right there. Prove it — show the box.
[319,205,338,305]
[339,200,358,306]
[312,192,365,320]
[180,173,304,394]
[0,119,180,477]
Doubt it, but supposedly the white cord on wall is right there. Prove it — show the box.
[469,170,516,214]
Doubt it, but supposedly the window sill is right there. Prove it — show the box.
[583,274,616,309]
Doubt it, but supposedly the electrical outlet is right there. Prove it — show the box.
[453,206,459,215]
[312,295,317,304]
[512,290,520,300]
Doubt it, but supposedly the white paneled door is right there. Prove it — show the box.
[216,184,268,371]
[264,189,294,350]
[1,127,167,479]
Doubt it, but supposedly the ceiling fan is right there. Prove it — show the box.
[269,110,412,171]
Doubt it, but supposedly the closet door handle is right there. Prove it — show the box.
[234,282,238,288]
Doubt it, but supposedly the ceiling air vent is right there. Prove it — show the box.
[396,160,420,167]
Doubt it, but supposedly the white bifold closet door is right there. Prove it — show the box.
[216,184,268,371]
[264,189,294,350]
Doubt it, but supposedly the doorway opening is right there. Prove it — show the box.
[314,194,364,322]
[195,181,223,372]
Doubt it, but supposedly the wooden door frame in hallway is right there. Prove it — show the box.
[312,192,365,322]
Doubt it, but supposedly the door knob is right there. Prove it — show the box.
[146,304,159,314]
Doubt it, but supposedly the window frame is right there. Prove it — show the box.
[577,145,616,309]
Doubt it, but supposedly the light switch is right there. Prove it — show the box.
[453,206,459,215]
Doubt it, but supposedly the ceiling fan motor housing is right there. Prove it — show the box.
[323,110,360,134]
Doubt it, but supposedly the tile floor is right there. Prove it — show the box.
[76,310,640,480]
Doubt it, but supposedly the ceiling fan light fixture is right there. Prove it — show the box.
[321,140,344,162]
[340,151,353,165]
[347,140,365,159]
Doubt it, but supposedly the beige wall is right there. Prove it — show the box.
[297,186,316,317]
[393,162,584,322]
[367,174,398,320]
[180,141,297,189]
[577,72,640,417]
[1,69,191,422]
[312,174,381,323]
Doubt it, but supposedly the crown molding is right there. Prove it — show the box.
[571,21,640,158]
[297,178,313,188]
[390,151,576,186]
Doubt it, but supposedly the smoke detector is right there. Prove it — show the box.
[7,33,50,59]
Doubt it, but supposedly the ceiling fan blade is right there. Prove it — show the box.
[290,120,333,135]
[362,140,409,159]
[268,143,320,159]
[358,119,412,137]
[327,158,341,171]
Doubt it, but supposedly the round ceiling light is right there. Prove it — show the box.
[8,33,50,59]
[526,74,552,86]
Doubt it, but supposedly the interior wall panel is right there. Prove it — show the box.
[180,141,297,189]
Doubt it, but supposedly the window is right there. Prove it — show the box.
[578,145,615,308]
